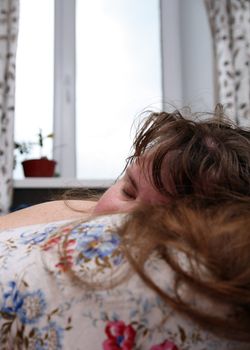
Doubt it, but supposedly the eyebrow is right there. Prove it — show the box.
[126,168,138,191]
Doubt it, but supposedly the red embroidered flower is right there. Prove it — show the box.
[103,321,136,350]
[55,238,76,272]
[42,236,61,251]
[42,233,76,272]
[150,340,180,350]
[55,254,74,272]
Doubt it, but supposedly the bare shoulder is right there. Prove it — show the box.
[0,200,96,231]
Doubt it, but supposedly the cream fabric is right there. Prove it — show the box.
[0,214,248,349]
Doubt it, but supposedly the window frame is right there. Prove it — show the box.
[52,0,183,179]
[53,0,181,178]
[53,0,76,178]
[14,0,213,189]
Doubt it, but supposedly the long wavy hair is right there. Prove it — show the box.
[63,108,250,204]
[59,108,250,343]
[127,109,250,203]
[58,197,250,343]
[118,198,250,343]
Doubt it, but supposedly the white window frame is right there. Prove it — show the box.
[52,0,212,180]
[53,0,183,179]
[53,0,76,178]
[13,0,213,190]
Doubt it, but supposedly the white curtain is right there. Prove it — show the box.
[205,0,250,127]
[0,0,19,214]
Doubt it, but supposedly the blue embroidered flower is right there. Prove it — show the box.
[17,290,46,324]
[112,254,124,266]
[42,321,64,349]
[1,281,23,316]
[18,323,63,350]
[19,226,57,245]
[76,225,120,261]
[26,328,44,350]
[70,223,104,237]
[0,282,46,325]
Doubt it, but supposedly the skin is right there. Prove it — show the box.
[0,200,96,231]
[0,160,168,230]
[94,161,168,214]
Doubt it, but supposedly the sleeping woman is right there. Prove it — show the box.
[0,108,249,349]
[1,108,250,229]
[0,197,249,348]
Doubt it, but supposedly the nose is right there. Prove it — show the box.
[94,198,119,214]
[92,185,120,214]
[94,196,135,214]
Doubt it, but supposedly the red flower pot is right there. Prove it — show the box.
[22,158,56,177]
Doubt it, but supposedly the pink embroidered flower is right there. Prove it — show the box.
[42,236,61,251]
[42,234,76,272]
[150,340,180,350]
[55,238,76,271]
[103,321,136,350]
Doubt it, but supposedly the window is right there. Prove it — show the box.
[14,0,162,180]
[76,0,162,179]
[14,0,54,179]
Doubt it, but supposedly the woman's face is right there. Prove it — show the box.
[94,161,168,214]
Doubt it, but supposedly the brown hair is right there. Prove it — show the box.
[58,108,250,343]
[119,198,250,342]
[128,109,250,203]
[58,197,250,343]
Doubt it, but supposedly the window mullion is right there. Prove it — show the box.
[53,0,76,177]
[160,0,183,106]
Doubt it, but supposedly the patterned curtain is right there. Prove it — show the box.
[0,0,19,214]
[205,0,250,127]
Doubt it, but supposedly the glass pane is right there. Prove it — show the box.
[14,0,54,179]
[76,0,162,179]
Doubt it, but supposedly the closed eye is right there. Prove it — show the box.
[120,167,138,200]
[121,170,137,200]
[121,187,136,200]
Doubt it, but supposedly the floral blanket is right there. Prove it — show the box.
[0,215,247,350]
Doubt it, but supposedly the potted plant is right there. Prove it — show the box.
[15,129,57,177]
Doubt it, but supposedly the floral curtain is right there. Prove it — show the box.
[0,0,19,214]
[205,0,250,127]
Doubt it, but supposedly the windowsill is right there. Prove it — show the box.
[14,178,114,189]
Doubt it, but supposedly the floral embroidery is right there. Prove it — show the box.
[0,280,69,349]
[41,321,64,349]
[19,226,57,245]
[76,226,120,260]
[41,221,123,272]
[42,225,74,252]
[41,224,77,272]
[15,321,64,350]
[151,340,180,350]
[0,281,46,324]
[55,238,76,272]
[0,215,241,349]
[17,290,46,325]
[42,236,61,251]
[103,320,136,350]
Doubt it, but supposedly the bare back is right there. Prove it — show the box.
[0,200,96,231]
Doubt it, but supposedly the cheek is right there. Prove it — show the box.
[93,183,135,214]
